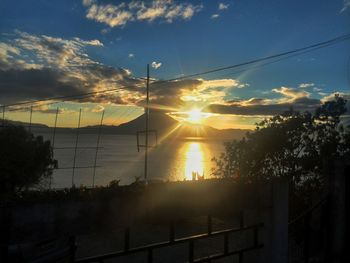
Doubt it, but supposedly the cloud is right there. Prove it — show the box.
[206,89,349,118]
[82,0,203,27]
[206,97,321,116]
[299,83,315,88]
[148,78,246,108]
[218,3,229,10]
[211,3,229,19]
[272,86,310,101]
[10,31,104,70]
[0,31,145,106]
[101,28,111,35]
[1,31,246,113]
[82,0,95,6]
[91,104,105,113]
[205,86,324,116]
[86,3,133,27]
[151,61,162,69]
[341,0,350,12]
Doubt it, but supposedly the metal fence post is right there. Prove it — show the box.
[92,110,104,187]
[147,248,153,263]
[271,178,289,263]
[69,236,77,263]
[207,215,212,235]
[169,222,175,243]
[2,105,5,127]
[72,109,81,187]
[239,210,244,263]
[189,240,194,262]
[124,227,130,251]
[258,178,289,263]
[28,105,33,132]
[224,232,229,255]
[304,212,311,263]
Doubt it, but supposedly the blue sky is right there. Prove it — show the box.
[0,0,349,128]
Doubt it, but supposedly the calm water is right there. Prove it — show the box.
[39,133,227,188]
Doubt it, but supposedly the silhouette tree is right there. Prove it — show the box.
[0,125,56,195]
[213,95,349,187]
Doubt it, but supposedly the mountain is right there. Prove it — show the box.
[2,119,48,128]
[3,111,249,139]
[87,111,248,139]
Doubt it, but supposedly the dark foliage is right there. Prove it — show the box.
[0,125,56,195]
[213,95,350,190]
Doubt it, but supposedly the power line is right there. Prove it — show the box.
[3,84,143,109]
[152,33,350,83]
[2,33,350,109]
[212,39,344,79]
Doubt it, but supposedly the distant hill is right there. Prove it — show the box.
[3,112,249,140]
[89,110,178,135]
[86,111,248,140]
[2,119,48,129]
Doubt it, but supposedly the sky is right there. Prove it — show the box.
[0,0,349,129]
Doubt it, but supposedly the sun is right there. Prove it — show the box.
[168,108,211,124]
[185,109,206,124]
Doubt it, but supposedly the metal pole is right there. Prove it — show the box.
[72,109,82,188]
[92,110,104,187]
[28,105,33,132]
[144,64,150,180]
[50,107,59,189]
[1,105,5,128]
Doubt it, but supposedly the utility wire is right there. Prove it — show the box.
[212,39,345,79]
[2,33,350,109]
[152,33,350,83]
[3,84,143,109]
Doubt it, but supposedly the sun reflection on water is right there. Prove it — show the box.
[184,142,204,180]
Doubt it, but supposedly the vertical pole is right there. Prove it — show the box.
[69,236,76,263]
[304,212,311,263]
[239,211,244,263]
[136,132,140,152]
[328,160,346,262]
[124,227,130,251]
[189,240,194,263]
[256,179,289,263]
[271,179,289,263]
[28,105,33,132]
[169,222,175,242]
[1,105,5,127]
[148,248,153,263]
[92,110,104,187]
[144,64,150,181]
[207,215,212,235]
[224,232,229,255]
[254,226,259,247]
[239,251,243,263]
[50,107,59,189]
[0,205,11,263]
[72,109,82,188]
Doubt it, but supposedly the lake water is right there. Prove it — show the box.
[38,133,227,188]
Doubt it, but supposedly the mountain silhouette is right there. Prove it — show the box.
[4,111,248,139]
[87,110,248,139]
